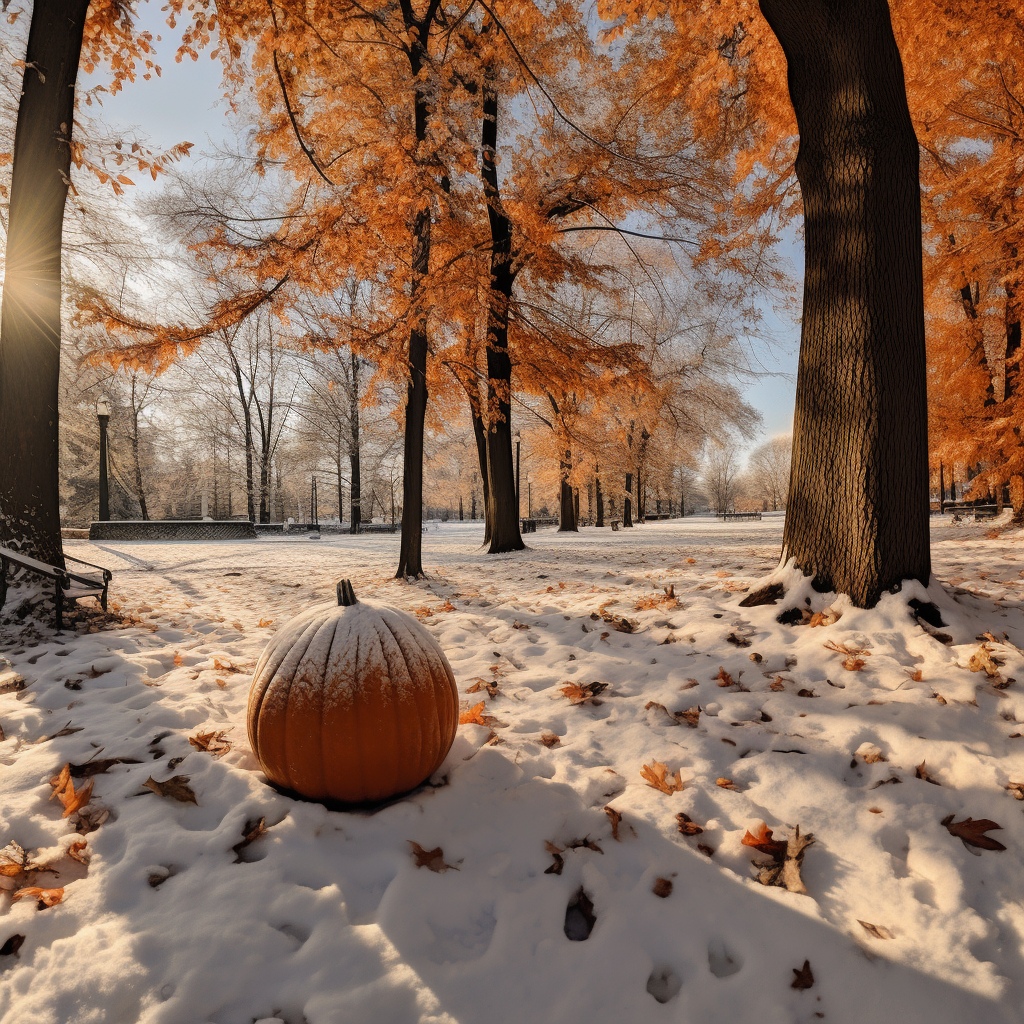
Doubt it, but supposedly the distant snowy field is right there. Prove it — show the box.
[3,516,1024,1024]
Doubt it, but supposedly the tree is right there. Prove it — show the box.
[747,434,791,511]
[703,446,740,513]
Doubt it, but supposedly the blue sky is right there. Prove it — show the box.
[81,8,800,457]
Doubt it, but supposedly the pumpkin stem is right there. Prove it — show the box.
[337,579,358,606]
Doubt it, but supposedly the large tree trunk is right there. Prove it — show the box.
[0,0,91,565]
[131,409,149,521]
[396,49,432,579]
[760,0,930,607]
[558,450,577,532]
[481,77,525,554]
[349,352,362,533]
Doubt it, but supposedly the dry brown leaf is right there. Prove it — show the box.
[0,935,25,957]
[677,706,700,728]
[50,767,94,819]
[843,657,866,671]
[716,777,739,791]
[437,599,456,612]
[741,822,788,859]
[1005,782,1024,800]
[791,960,814,990]
[725,632,751,648]
[173,651,183,667]
[686,557,696,564]
[941,815,1006,851]
[769,677,786,691]
[824,640,869,657]
[652,877,674,898]
[915,761,940,785]
[232,816,268,862]
[697,843,716,857]
[11,887,63,908]
[212,658,242,673]
[408,841,457,872]
[858,920,894,940]
[539,731,561,748]
[189,730,231,757]
[906,668,923,682]
[715,666,736,687]
[543,841,565,875]
[143,775,198,805]
[676,812,704,836]
[641,761,685,795]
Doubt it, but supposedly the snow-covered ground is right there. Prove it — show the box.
[3,517,1024,1024]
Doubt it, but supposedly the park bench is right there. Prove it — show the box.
[359,522,399,534]
[521,519,537,533]
[720,511,762,521]
[0,546,111,630]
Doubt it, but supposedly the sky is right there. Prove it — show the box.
[78,6,800,459]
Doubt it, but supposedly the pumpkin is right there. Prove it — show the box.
[247,579,458,803]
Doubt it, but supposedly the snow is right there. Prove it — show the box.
[2,517,1024,1023]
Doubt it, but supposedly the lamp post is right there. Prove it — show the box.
[96,395,111,521]
[513,429,521,516]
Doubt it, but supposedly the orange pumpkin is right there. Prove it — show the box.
[247,579,458,803]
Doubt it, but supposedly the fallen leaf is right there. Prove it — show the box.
[697,843,715,857]
[1005,782,1024,800]
[915,761,941,785]
[11,887,63,908]
[870,776,903,788]
[232,816,268,862]
[512,620,530,630]
[791,960,814,990]
[543,840,565,875]
[686,557,696,564]
[857,920,894,940]
[32,722,84,744]
[257,618,275,628]
[725,632,751,648]
[797,688,818,698]
[855,742,887,764]
[652,877,673,898]
[941,815,1006,851]
[173,651,183,667]
[842,657,866,671]
[741,822,788,859]
[66,840,88,864]
[968,642,1004,682]
[605,805,635,840]
[0,935,25,957]
[677,706,700,728]
[641,761,685,795]
[539,731,561,748]
[143,775,198,805]
[934,692,948,704]
[715,666,736,687]
[69,757,141,777]
[560,682,608,706]
[408,841,457,872]
[716,777,739,791]
[459,701,495,726]
[906,668,923,682]
[566,837,603,854]
[0,842,27,877]
[825,640,869,657]
[49,767,94,819]
[676,812,704,836]
[756,825,815,894]
[769,677,786,691]
[188,730,231,757]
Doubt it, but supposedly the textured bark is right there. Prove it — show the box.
[481,76,525,554]
[761,0,930,606]
[349,352,362,533]
[0,0,90,565]
[623,473,634,528]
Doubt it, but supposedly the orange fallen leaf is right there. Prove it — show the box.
[741,822,788,858]
[641,761,685,795]
[49,766,94,819]
[173,651,183,667]
[12,887,63,908]
[66,840,88,865]
[714,666,736,687]
[560,682,608,706]
[459,701,496,726]
[540,731,561,748]
[716,777,739,791]
[257,618,275,628]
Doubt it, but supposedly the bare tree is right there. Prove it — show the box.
[703,446,740,513]
[747,434,792,511]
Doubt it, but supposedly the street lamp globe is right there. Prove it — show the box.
[96,395,111,419]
